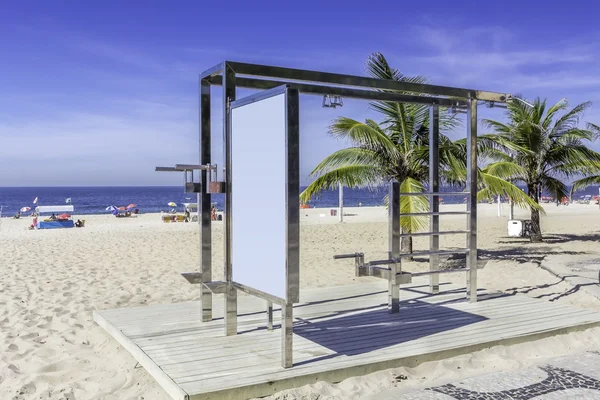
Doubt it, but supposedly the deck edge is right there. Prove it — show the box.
[93,310,189,400]
[186,319,600,400]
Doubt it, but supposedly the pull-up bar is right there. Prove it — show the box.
[191,60,509,369]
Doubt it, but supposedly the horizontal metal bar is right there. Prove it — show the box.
[400,211,469,217]
[232,281,287,307]
[199,62,224,80]
[333,253,364,260]
[397,192,470,196]
[175,164,211,170]
[411,268,470,277]
[368,259,400,267]
[230,84,289,109]
[225,61,511,102]
[398,230,470,238]
[211,76,467,107]
[400,249,469,259]
[156,164,210,172]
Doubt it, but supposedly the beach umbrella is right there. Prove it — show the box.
[127,203,136,209]
[105,205,117,212]
[65,198,72,204]
[58,213,70,219]
[168,202,177,207]
[20,207,31,213]
[118,206,126,211]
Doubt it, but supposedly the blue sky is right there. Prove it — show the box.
[2,0,600,186]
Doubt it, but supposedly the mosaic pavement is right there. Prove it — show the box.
[375,351,600,399]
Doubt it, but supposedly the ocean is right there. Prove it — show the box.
[1,185,599,217]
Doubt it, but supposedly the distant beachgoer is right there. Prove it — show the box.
[358,202,362,207]
[50,213,56,221]
[75,219,83,228]
[211,207,216,221]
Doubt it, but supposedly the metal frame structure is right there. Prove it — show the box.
[181,61,511,369]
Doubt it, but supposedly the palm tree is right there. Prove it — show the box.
[481,98,600,242]
[300,53,540,253]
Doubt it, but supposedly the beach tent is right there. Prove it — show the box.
[36,205,75,229]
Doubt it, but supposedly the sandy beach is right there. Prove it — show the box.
[2,202,600,399]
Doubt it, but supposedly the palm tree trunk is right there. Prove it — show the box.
[528,183,543,242]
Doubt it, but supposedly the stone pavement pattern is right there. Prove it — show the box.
[376,352,600,399]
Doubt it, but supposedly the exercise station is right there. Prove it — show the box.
[94,61,600,400]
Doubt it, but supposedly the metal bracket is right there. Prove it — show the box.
[180,273,228,294]
[333,253,413,285]
[199,163,226,194]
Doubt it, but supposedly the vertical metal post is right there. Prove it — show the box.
[497,195,502,217]
[466,99,478,302]
[285,88,301,305]
[338,182,344,223]
[281,303,293,368]
[283,87,300,368]
[429,105,440,294]
[267,301,273,331]
[223,63,238,335]
[388,181,401,313]
[200,78,213,322]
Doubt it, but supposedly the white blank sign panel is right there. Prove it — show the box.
[231,93,288,300]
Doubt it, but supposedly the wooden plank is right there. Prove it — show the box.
[162,308,598,378]
[181,318,600,397]
[94,281,600,400]
[139,297,579,355]
[92,311,189,400]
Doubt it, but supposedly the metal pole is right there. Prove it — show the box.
[509,199,514,220]
[338,182,344,223]
[223,63,238,335]
[497,195,501,217]
[466,99,478,303]
[267,301,273,331]
[388,181,401,313]
[281,303,293,368]
[200,78,213,322]
[429,105,440,294]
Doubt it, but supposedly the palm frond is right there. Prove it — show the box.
[483,161,527,181]
[399,178,429,233]
[571,175,600,193]
[300,166,382,203]
[309,147,384,176]
[478,172,544,213]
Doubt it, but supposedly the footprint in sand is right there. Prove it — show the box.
[8,364,19,373]
[8,344,18,352]
[17,382,36,395]
[21,332,38,340]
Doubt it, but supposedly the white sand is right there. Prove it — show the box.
[1,202,600,399]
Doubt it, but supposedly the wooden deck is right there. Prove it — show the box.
[94,280,600,400]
